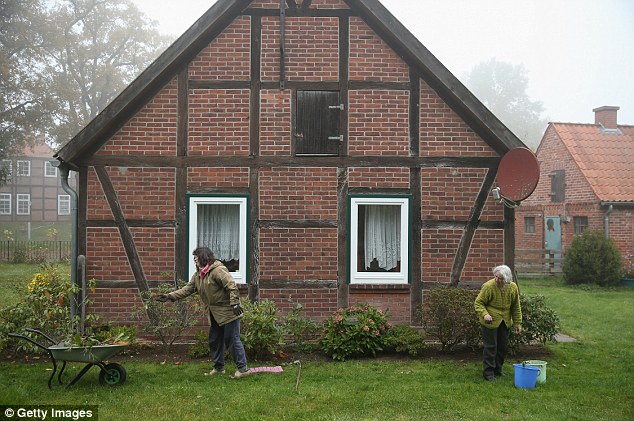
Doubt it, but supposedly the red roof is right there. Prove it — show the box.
[17,142,56,158]
[551,123,634,202]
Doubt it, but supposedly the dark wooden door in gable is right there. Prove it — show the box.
[295,90,341,156]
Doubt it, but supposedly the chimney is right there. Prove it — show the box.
[593,106,619,129]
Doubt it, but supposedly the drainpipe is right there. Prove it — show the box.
[52,161,78,321]
[604,204,613,239]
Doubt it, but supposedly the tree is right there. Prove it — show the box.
[0,0,50,183]
[0,0,170,183]
[464,58,547,150]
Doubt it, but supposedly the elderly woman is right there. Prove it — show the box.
[474,265,522,381]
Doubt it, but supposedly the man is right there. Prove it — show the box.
[156,247,250,378]
[474,265,522,381]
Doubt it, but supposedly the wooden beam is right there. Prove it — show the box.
[409,167,422,324]
[80,155,500,169]
[94,166,150,293]
[175,68,189,283]
[337,167,349,308]
[449,168,497,286]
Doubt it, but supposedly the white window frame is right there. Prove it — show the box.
[45,161,58,177]
[187,195,249,284]
[16,160,31,177]
[0,194,11,215]
[16,193,31,215]
[349,196,410,284]
[58,194,71,215]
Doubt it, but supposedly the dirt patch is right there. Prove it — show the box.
[3,341,552,365]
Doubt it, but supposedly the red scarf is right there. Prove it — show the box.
[199,263,212,278]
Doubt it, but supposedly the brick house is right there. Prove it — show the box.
[515,106,634,265]
[0,142,74,240]
[53,0,526,326]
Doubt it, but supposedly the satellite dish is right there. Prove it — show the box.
[496,147,540,202]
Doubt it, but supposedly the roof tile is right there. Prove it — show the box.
[552,123,634,202]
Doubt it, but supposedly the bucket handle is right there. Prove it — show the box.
[522,361,541,376]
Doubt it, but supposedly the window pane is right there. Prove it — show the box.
[58,195,71,215]
[524,217,535,234]
[573,216,588,235]
[0,194,10,214]
[197,203,240,271]
[17,194,30,215]
[358,204,401,272]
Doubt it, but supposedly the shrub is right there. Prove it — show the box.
[0,265,78,353]
[140,282,199,356]
[240,299,285,360]
[188,329,210,359]
[385,325,427,356]
[563,230,623,286]
[508,294,560,356]
[320,303,391,361]
[423,287,480,353]
[622,250,634,279]
[282,302,321,353]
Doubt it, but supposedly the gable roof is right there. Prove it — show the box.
[16,142,56,158]
[551,123,634,203]
[54,0,524,165]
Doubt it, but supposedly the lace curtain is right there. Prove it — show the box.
[363,205,400,271]
[197,204,240,262]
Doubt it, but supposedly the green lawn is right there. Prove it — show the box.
[1,275,633,420]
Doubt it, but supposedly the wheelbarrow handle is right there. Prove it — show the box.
[8,333,51,353]
[24,328,58,345]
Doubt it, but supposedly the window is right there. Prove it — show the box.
[188,195,249,284]
[45,161,58,177]
[16,160,31,177]
[524,217,536,234]
[58,195,71,215]
[0,194,10,215]
[16,194,30,215]
[550,170,565,202]
[349,196,410,284]
[573,216,588,235]
[295,90,341,156]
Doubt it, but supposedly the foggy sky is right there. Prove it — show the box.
[131,0,634,127]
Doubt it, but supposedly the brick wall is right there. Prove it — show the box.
[349,90,410,156]
[260,228,338,281]
[349,167,409,189]
[420,81,497,157]
[261,17,339,82]
[259,167,338,220]
[260,90,292,155]
[189,17,250,81]
[349,17,409,82]
[188,89,250,156]
[98,79,178,156]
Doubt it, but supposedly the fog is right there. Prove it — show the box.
[131,0,634,126]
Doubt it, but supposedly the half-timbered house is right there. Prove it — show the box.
[54,0,526,325]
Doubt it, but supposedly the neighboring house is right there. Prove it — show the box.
[0,142,74,240]
[515,106,634,263]
[54,0,526,326]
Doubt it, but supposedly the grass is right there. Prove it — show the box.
[0,262,62,308]
[1,275,633,420]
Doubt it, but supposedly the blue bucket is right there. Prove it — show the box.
[513,363,540,389]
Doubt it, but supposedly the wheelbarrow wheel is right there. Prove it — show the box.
[99,363,126,386]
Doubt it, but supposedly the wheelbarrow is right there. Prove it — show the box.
[9,328,128,389]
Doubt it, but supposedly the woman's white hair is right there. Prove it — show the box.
[493,265,513,284]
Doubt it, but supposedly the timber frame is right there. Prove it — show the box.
[55,0,524,323]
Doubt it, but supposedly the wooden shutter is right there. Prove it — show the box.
[550,170,565,202]
[295,91,340,155]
